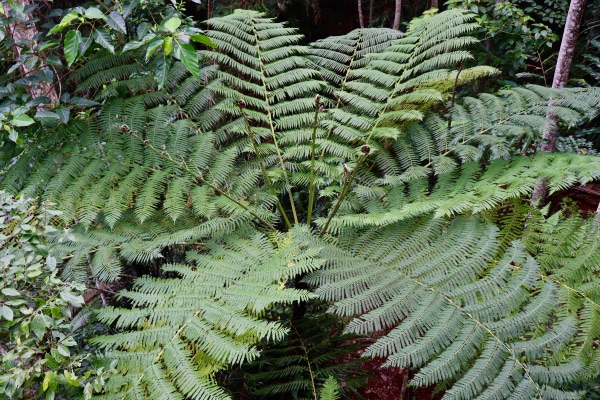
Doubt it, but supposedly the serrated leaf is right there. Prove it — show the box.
[145,37,164,61]
[84,7,106,20]
[11,113,34,127]
[164,17,181,33]
[190,34,217,48]
[93,27,115,53]
[106,11,127,33]
[64,30,81,66]
[177,42,199,79]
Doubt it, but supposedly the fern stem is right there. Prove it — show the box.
[291,324,319,400]
[238,103,293,229]
[307,97,322,226]
[319,153,368,237]
[132,131,278,232]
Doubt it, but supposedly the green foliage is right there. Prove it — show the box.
[91,231,318,400]
[232,313,366,399]
[301,212,596,400]
[447,0,559,79]
[0,192,111,399]
[319,376,341,400]
[1,6,600,400]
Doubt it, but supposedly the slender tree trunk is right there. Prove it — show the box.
[531,0,587,206]
[358,0,365,28]
[393,0,402,30]
[6,0,59,104]
[430,0,438,8]
[369,0,374,25]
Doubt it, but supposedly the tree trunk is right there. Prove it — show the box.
[6,0,59,104]
[430,0,438,8]
[393,0,402,30]
[531,0,587,206]
[369,0,374,25]
[358,0,365,29]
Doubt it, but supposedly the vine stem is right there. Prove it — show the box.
[132,131,278,233]
[238,103,293,230]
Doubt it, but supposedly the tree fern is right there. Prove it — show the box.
[2,7,600,400]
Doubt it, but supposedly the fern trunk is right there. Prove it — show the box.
[393,0,402,29]
[532,0,587,206]
[358,0,365,28]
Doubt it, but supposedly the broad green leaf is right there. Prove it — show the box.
[163,36,173,56]
[84,7,106,20]
[11,114,34,127]
[122,40,143,52]
[31,314,47,339]
[49,12,80,34]
[93,27,115,53]
[190,34,217,48]
[46,256,57,269]
[0,28,5,42]
[78,34,94,58]
[122,0,140,17]
[107,11,127,33]
[155,53,168,90]
[46,54,62,67]
[35,111,61,121]
[43,372,51,391]
[2,287,21,296]
[164,17,181,33]
[1,305,13,321]
[64,30,82,66]
[60,292,84,307]
[145,37,164,61]
[57,344,70,357]
[8,130,18,143]
[177,42,199,79]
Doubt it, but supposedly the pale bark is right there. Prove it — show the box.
[358,0,365,29]
[531,0,587,206]
[6,0,59,104]
[540,0,587,153]
[393,0,402,30]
